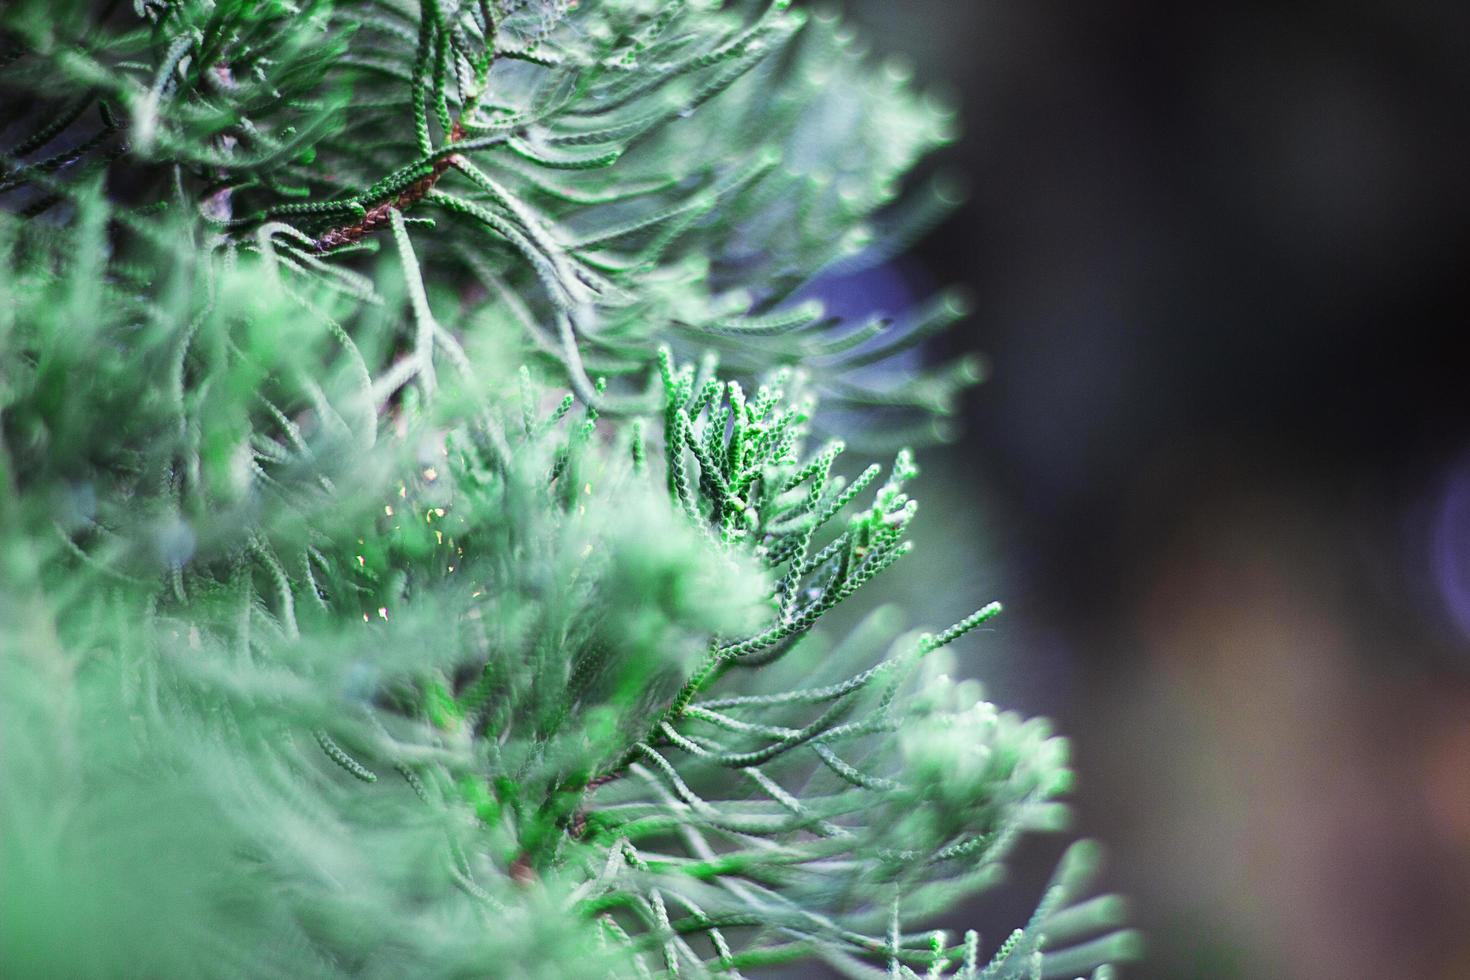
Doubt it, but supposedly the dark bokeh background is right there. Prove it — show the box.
[842,1,1470,977]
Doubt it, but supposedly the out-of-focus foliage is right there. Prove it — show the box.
[0,2,1136,977]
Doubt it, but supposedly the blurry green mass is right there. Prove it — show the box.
[0,1,1135,977]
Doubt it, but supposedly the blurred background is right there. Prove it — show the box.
[839,1,1470,977]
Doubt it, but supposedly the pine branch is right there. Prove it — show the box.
[0,2,1136,977]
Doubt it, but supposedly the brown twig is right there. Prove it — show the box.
[509,852,538,886]
[313,120,465,252]
[569,771,623,839]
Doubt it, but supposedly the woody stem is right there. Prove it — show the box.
[313,120,465,253]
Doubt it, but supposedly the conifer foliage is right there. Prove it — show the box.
[0,1,1138,976]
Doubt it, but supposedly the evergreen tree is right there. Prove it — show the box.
[0,2,1139,976]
